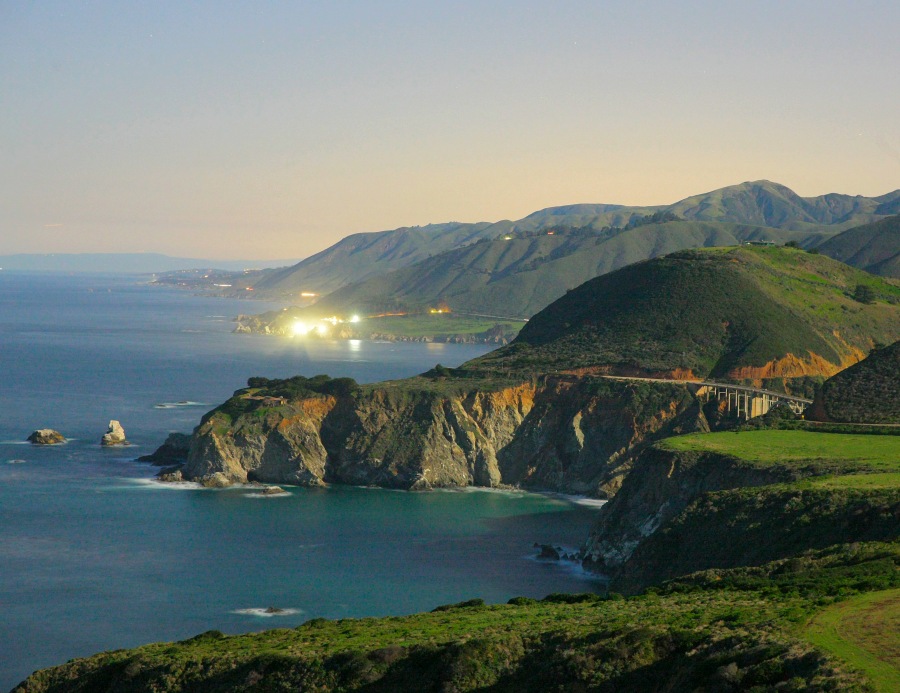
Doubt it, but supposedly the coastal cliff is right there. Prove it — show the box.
[583,432,900,594]
[177,375,711,496]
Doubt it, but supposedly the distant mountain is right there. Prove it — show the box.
[307,220,830,318]
[816,214,900,278]
[249,180,898,299]
[469,246,900,389]
[809,340,900,423]
[0,253,295,273]
[248,223,500,297]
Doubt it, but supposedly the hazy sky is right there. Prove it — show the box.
[2,1,898,260]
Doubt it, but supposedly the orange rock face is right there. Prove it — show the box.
[725,350,863,383]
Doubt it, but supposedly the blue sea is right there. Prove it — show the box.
[0,272,604,689]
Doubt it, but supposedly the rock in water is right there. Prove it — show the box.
[101,420,128,446]
[156,466,184,482]
[261,485,286,495]
[138,432,191,464]
[27,429,66,445]
[537,544,561,561]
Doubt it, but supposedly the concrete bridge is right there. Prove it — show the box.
[692,382,812,419]
[601,375,812,420]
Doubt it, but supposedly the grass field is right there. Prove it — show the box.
[803,589,900,692]
[800,472,900,490]
[661,430,900,470]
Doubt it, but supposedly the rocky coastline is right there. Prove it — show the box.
[147,376,714,497]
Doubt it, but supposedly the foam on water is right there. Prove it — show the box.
[153,401,206,409]
[232,607,304,618]
[126,477,204,491]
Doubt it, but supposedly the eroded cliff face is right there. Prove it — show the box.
[582,445,900,594]
[179,377,710,495]
[581,448,791,577]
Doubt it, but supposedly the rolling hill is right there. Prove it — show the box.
[246,181,899,299]
[303,219,830,318]
[817,214,900,278]
[469,246,900,389]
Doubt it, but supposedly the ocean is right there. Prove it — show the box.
[0,271,604,689]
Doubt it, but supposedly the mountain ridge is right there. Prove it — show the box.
[246,180,899,299]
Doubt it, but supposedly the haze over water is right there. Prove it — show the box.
[0,272,603,689]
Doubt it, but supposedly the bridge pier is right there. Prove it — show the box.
[694,382,809,421]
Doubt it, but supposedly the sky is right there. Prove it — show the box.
[1,1,898,261]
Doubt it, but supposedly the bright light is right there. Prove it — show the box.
[349,315,360,323]
[300,292,318,297]
[291,321,311,336]
[316,323,329,336]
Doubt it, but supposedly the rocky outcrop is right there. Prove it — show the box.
[101,420,128,446]
[27,429,66,445]
[172,376,712,492]
[138,432,191,464]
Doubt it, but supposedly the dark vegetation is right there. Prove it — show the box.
[203,375,359,425]
[813,341,900,424]
[469,246,900,381]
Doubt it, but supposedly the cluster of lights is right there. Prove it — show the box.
[290,314,361,338]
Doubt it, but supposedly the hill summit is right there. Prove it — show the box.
[469,246,900,390]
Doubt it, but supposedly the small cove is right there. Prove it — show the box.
[0,272,604,689]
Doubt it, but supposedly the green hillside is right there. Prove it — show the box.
[302,220,828,319]
[810,341,900,424]
[817,215,900,278]
[470,246,900,386]
[246,181,898,299]
[15,542,899,692]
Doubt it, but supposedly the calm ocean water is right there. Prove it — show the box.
[0,272,603,689]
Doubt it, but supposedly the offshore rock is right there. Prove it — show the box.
[156,466,184,482]
[101,420,128,446]
[27,429,66,445]
[537,544,561,560]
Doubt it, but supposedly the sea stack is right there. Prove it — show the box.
[101,420,129,446]
[27,429,67,445]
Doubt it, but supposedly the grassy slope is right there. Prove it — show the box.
[817,215,900,278]
[469,246,900,381]
[249,222,498,297]
[15,543,900,692]
[804,589,900,693]
[660,430,899,470]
